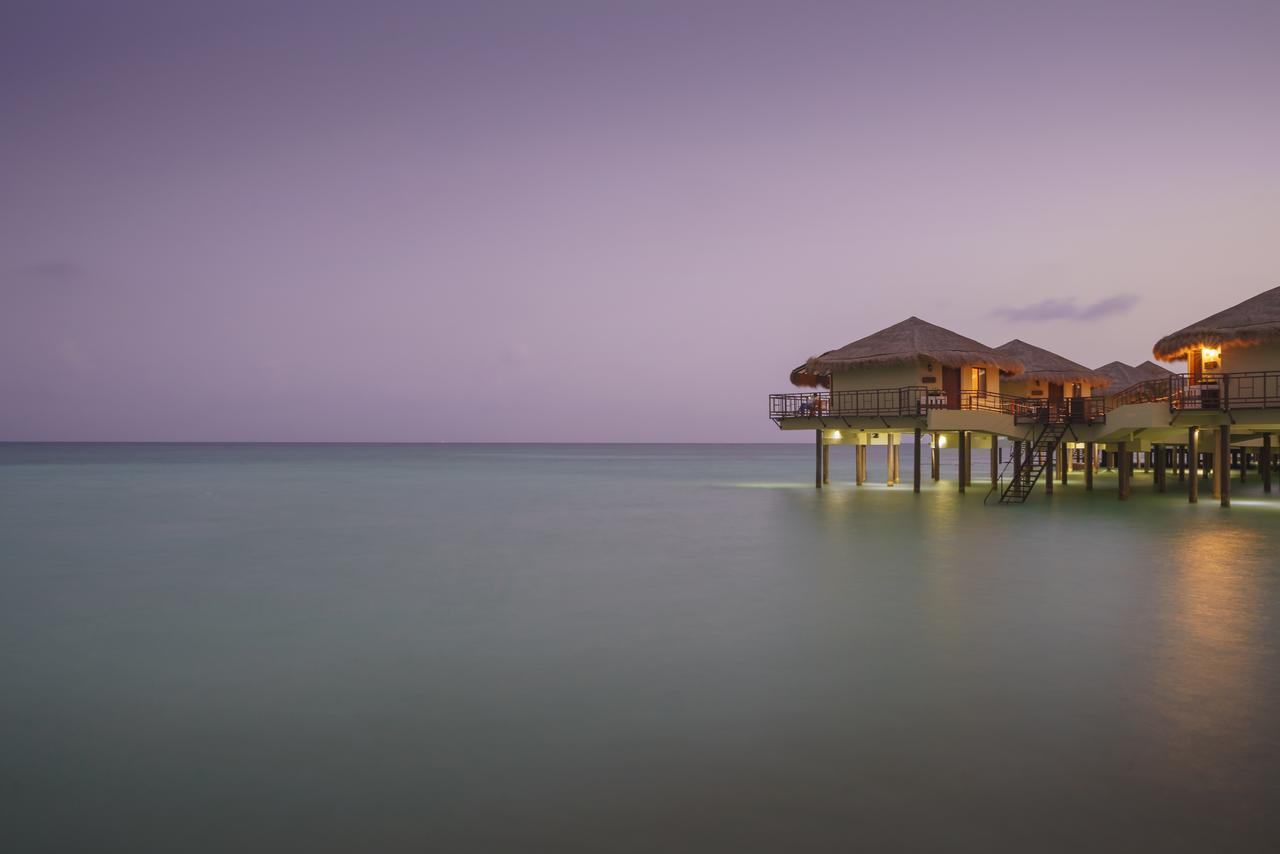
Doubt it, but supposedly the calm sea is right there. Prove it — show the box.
[2,443,1278,852]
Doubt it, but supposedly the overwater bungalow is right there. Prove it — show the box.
[1093,360,1172,395]
[995,339,1110,422]
[769,288,1280,508]
[771,317,1029,494]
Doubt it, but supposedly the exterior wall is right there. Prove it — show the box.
[829,360,926,392]
[829,359,1001,394]
[1224,341,1280,373]
[1002,377,1092,399]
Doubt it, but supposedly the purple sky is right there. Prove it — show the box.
[3,1,1278,441]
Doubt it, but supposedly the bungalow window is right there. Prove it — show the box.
[971,367,988,396]
[1071,383,1082,397]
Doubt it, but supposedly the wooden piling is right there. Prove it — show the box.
[958,431,967,494]
[1220,426,1231,508]
[914,428,922,493]
[1085,442,1094,490]
[1045,439,1054,495]
[822,443,829,485]
[1118,441,1128,500]
[1187,429,1198,503]
[815,430,822,489]
[1155,443,1165,493]
[1264,433,1273,494]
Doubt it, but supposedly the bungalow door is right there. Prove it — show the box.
[1048,382,1064,421]
[942,367,962,410]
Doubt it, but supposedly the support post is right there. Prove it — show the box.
[1177,445,1185,482]
[1220,426,1231,508]
[1085,442,1094,491]
[856,444,865,486]
[1264,433,1273,494]
[822,443,829,485]
[1060,443,1068,486]
[1045,440,1054,495]
[931,433,940,481]
[886,436,894,487]
[958,431,967,494]
[990,438,999,489]
[1187,428,1198,504]
[1013,440,1023,485]
[1155,443,1165,493]
[914,428,922,493]
[1118,441,1128,500]
[815,430,822,489]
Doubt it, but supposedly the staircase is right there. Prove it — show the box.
[988,421,1069,504]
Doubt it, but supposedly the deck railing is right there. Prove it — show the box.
[769,386,931,420]
[1170,371,1280,411]
[769,371,1280,423]
[1012,396,1106,425]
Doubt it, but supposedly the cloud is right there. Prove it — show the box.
[13,260,84,281]
[992,294,1138,322]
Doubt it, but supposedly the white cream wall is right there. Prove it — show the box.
[830,361,927,392]
[1002,378,1091,398]
[830,359,1002,394]
[1224,341,1280,373]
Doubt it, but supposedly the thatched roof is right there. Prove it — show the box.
[1093,360,1174,391]
[804,317,1023,375]
[789,364,829,389]
[996,339,1112,387]
[1152,285,1280,360]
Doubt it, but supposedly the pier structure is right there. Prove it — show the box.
[772,287,1280,507]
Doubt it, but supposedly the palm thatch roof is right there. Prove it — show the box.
[996,339,1112,387]
[1152,285,1280,360]
[1093,360,1174,391]
[804,317,1023,375]
[789,364,829,389]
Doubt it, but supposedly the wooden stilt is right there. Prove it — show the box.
[815,430,823,489]
[1045,439,1055,495]
[1220,426,1231,507]
[1264,433,1273,494]
[958,431,967,494]
[1117,441,1128,500]
[1155,443,1165,493]
[914,428,922,493]
[1060,443,1068,486]
[1188,429,1198,503]
[822,443,830,484]
[1085,442,1094,491]
[990,438,998,489]
[886,437,894,487]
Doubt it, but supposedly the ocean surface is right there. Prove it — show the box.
[3,442,1278,852]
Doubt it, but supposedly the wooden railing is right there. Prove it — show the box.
[768,387,931,420]
[1013,396,1106,425]
[1170,372,1280,411]
[769,371,1280,423]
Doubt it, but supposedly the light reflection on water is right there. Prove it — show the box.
[2,443,1278,852]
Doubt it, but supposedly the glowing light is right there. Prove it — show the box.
[938,435,948,447]
[829,430,842,440]
[1201,346,1221,361]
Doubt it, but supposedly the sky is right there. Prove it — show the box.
[3,0,1279,442]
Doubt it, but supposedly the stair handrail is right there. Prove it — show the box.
[984,424,1045,505]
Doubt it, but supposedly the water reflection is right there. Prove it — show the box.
[1154,526,1268,765]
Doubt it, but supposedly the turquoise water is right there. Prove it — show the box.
[2,443,1278,852]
